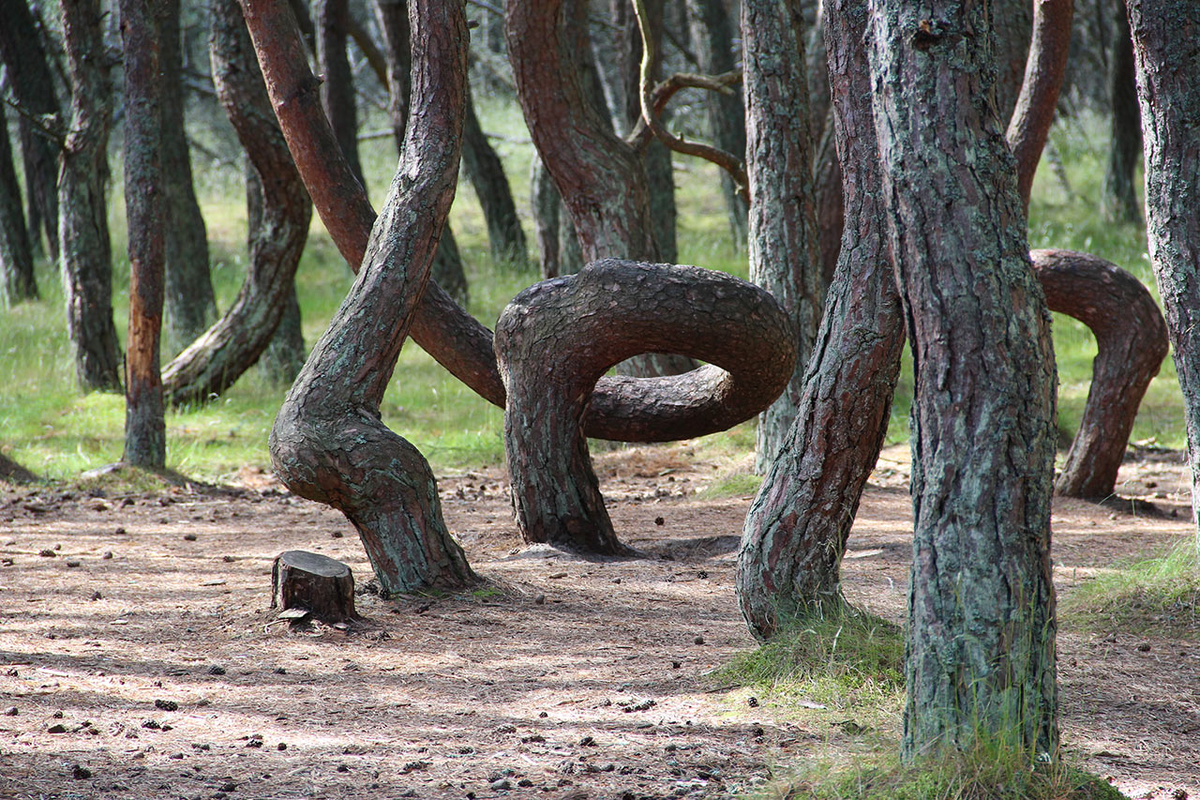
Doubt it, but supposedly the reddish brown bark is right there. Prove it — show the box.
[1033,249,1168,498]
[1007,0,1075,212]
[265,0,477,594]
[120,0,167,468]
[496,260,796,554]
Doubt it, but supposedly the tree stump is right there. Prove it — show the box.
[271,550,357,623]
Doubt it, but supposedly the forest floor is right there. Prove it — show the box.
[1,443,1198,800]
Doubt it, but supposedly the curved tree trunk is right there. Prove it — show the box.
[496,260,796,554]
[316,0,364,185]
[462,85,528,267]
[1033,249,1168,497]
[737,0,904,639]
[0,100,37,306]
[0,0,60,262]
[687,0,748,246]
[1006,0,1075,212]
[59,0,123,393]
[161,0,312,407]
[1102,0,1142,225]
[869,0,1059,759]
[121,0,168,469]
[159,0,218,354]
[743,0,824,474]
[259,0,478,594]
[1126,0,1200,537]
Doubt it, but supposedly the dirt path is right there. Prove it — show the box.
[1,445,1197,799]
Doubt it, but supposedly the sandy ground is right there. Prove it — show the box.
[1,444,1197,799]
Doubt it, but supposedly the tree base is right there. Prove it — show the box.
[271,550,358,624]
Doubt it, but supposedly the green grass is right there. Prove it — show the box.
[0,108,1186,483]
[1061,540,1200,639]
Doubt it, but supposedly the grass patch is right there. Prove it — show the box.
[1061,540,1200,639]
[701,470,764,499]
[712,606,904,719]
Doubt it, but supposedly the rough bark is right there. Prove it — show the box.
[1102,0,1142,225]
[0,0,60,261]
[687,0,748,245]
[1126,0,1200,538]
[316,0,364,185]
[496,260,796,554]
[737,0,905,638]
[0,100,37,306]
[869,0,1059,758]
[462,85,528,267]
[121,0,168,468]
[993,0,1034,122]
[59,0,123,393]
[271,550,357,623]
[262,0,478,595]
[161,0,312,407]
[159,0,218,354]
[742,0,824,474]
[813,112,844,286]
[1033,249,1168,498]
[1006,0,1075,212]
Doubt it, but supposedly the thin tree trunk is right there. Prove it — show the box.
[120,0,167,468]
[159,0,218,354]
[1126,0,1200,541]
[59,0,122,393]
[1102,0,1142,224]
[737,0,905,638]
[742,0,824,474]
[0,101,37,306]
[259,0,478,595]
[687,0,748,246]
[316,0,364,185]
[462,85,528,267]
[0,0,60,262]
[868,0,1059,759]
[530,155,563,278]
[161,0,312,407]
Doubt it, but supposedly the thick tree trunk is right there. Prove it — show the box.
[1006,0,1075,212]
[1102,0,1142,225]
[121,0,167,468]
[462,86,528,267]
[869,0,1059,759]
[737,0,905,638]
[496,260,796,554]
[1033,249,1168,498]
[0,101,37,306]
[742,0,824,474]
[1126,0,1200,539]
[258,0,478,595]
[161,0,312,407]
[159,0,218,354]
[686,0,748,246]
[316,0,364,185]
[59,0,123,393]
[0,0,60,262]
[272,550,357,623]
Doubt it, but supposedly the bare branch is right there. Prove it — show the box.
[625,69,740,150]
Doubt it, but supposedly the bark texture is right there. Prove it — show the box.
[496,260,796,554]
[0,0,60,261]
[0,100,37,306]
[161,0,312,407]
[59,0,123,393]
[868,0,1059,758]
[738,0,905,638]
[1126,0,1200,535]
[992,0,1034,122]
[159,0,218,353]
[742,0,824,473]
[1006,0,1074,212]
[316,0,364,184]
[264,0,478,594]
[1033,249,1168,498]
[1102,0,1142,224]
[271,550,357,623]
[462,86,528,266]
[121,0,167,468]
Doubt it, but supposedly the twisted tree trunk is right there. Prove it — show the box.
[161,0,312,407]
[255,0,478,594]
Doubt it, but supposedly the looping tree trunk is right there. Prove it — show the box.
[496,259,797,555]
[1033,249,1169,498]
[256,0,478,595]
[161,0,312,407]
